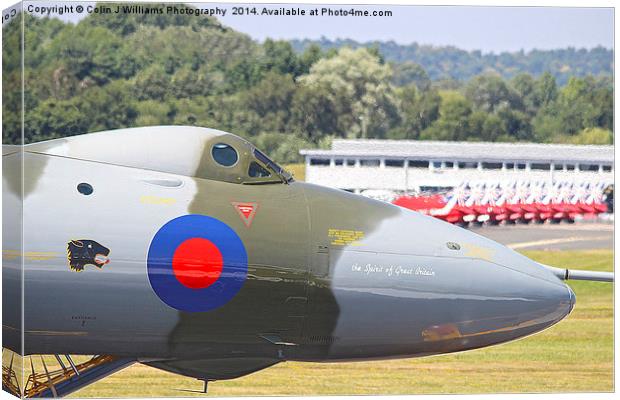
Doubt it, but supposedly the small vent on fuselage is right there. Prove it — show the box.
[306,335,339,345]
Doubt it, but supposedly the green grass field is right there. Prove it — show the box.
[59,249,612,397]
[284,163,305,182]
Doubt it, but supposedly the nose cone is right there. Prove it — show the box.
[412,253,576,354]
[385,209,576,348]
[420,219,577,349]
[438,228,576,347]
[496,270,575,333]
[324,202,578,359]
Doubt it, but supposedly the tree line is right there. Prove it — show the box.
[2,4,613,164]
[290,38,613,85]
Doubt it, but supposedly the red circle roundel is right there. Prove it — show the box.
[147,215,248,312]
[171,238,223,289]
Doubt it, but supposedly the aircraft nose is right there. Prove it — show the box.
[326,206,579,358]
[422,215,578,332]
[447,236,577,341]
[500,243,576,323]
[408,214,576,345]
[414,258,576,352]
[509,271,575,327]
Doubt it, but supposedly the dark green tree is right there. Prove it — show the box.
[464,74,522,113]
[298,44,323,75]
[262,39,302,77]
[421,91,473,141]
[243,72,297,133]
[391,62,432,90]
[389,84,440,139]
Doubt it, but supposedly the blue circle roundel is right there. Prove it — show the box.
[147,215,248,312]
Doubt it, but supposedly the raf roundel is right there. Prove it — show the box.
[147,215,248,312]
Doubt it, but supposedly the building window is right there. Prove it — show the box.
[444,161,454,168]
[531,163,551,171]
[310,158,330,166]
[566,164,575,171]
[360,159,380,167]
[346,159,356,166]
[385,159,404,167]
[517,163,526,170]
[482,162,502,170]
[553,164,563,170]
[602,165,612,172]
[334,159,344,166]
[505,163,515,169]
[579,164,599,172]
[458,161,478,169]
[420,185,452,192]
[432,161,442,169]
[409,160,429,168]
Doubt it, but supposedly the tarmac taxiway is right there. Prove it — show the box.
[470,222,613,251]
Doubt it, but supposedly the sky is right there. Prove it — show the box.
[8,1,614,53]
[216,4,614,52]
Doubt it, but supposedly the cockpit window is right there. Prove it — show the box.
[212,143,238,167]
[248,161,271,178]
[252,149,293,182]
[254,149,283,175]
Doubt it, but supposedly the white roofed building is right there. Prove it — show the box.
[300,140,614,193]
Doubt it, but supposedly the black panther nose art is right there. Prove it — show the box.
[67,240,111,272]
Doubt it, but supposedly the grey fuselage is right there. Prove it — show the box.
[2,127,575,381]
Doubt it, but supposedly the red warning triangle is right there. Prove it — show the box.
[232,202,259,227]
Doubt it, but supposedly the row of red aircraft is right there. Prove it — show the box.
[391,181,612,226]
